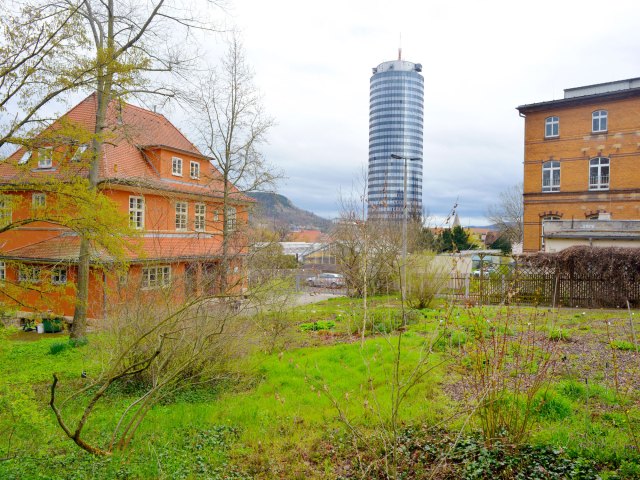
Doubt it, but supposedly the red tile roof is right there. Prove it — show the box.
[4,232,244,262]
[0,94,253,203]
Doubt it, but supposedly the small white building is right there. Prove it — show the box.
[543,219,640,252]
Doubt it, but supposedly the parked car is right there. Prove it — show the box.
[472,265,497,277]
[306,273,345,288]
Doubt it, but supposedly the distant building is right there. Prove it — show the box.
[368,52,424,219]
[517,77,640,252]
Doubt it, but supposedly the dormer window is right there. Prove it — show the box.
[545,116,559,138]
[18,151,31,165]
[190,161,200,179]
[172,156,183,176]
[592,110,608,133]
[72,144,88,162]
[38,147,52,169]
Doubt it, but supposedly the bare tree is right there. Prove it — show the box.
[67,0,223,339]
[0,1,90,152]
[486,183,524,245]
[187,33,279,294]
[50,280,248,456]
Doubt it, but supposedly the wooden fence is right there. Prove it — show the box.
[446,262,640,308]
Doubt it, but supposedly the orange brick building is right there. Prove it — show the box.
[517,78,640,252]
[0,94,252,319]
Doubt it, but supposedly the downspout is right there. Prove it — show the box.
[102,270,107,320]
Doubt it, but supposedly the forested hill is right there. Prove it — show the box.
[248,192,333,232]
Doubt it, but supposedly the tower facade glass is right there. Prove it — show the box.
[368,59,424,219]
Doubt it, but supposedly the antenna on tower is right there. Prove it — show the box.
[398,32,402,60]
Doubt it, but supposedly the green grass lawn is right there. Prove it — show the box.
[2,300,640,479]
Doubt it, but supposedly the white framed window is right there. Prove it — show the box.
[213,209,219,222]
[129,196,144,229]
[72,144,88,162]
[0,198,12,226]
[18,265,40,283]
[592,110,608,133]
[172,156,183,176]
[542,161,560,192]
[175,201,188,230]
[545,116,559,138]
[195,203,206,231]
[589,157,610,190]
[0,262,5,281]
[52,267,67,285]
[141,265,171,289]
[38,147,52,168]
[18,151,31,165]
[32,193,46,208]
[190,161,200,179]
[226,206,237,231]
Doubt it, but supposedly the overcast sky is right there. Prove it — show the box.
[206,0,638,225]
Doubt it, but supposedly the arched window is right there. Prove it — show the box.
[592,110,608,133]
[589,157,609,190]
[542,161,560,192]
[545,116,559,138]
[540,215,561,250]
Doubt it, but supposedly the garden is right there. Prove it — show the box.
[1,296,640,479]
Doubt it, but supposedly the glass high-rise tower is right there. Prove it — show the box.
[368,57,424,219]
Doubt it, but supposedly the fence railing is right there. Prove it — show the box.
[445,262,640,308]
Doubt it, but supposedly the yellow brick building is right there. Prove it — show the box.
[517,78,640,252]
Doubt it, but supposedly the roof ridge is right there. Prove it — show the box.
[121,100,203,156]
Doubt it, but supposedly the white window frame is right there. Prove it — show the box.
[190,161,200,179]
[541,215,561,249]
[592,110,608,133]
[141,265,171,289]
[32,193,46,208]
[129,196,144,229]
[589,157,610,191]
[0,198,12,226]
[226,206,237,232]
[0,262,5,281]
[38,147,53,169]
[18,151,31,165]
[172,156,183,176]
[542,161,560,192]
[545,116,559,138]
[18,265,40,284]
[175,201,188,231]
[195,203,206,232]
[72,144,88,162]
[52,267,67,285]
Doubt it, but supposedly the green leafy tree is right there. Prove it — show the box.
[439,225,477,252]
[490,235,512,254]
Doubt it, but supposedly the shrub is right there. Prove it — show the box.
[549,328,571,342]
[49,342,68,355]
[69,337,89,348]
[611,340,638,352]
[300,321,335,332]
[405,252,448,309]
